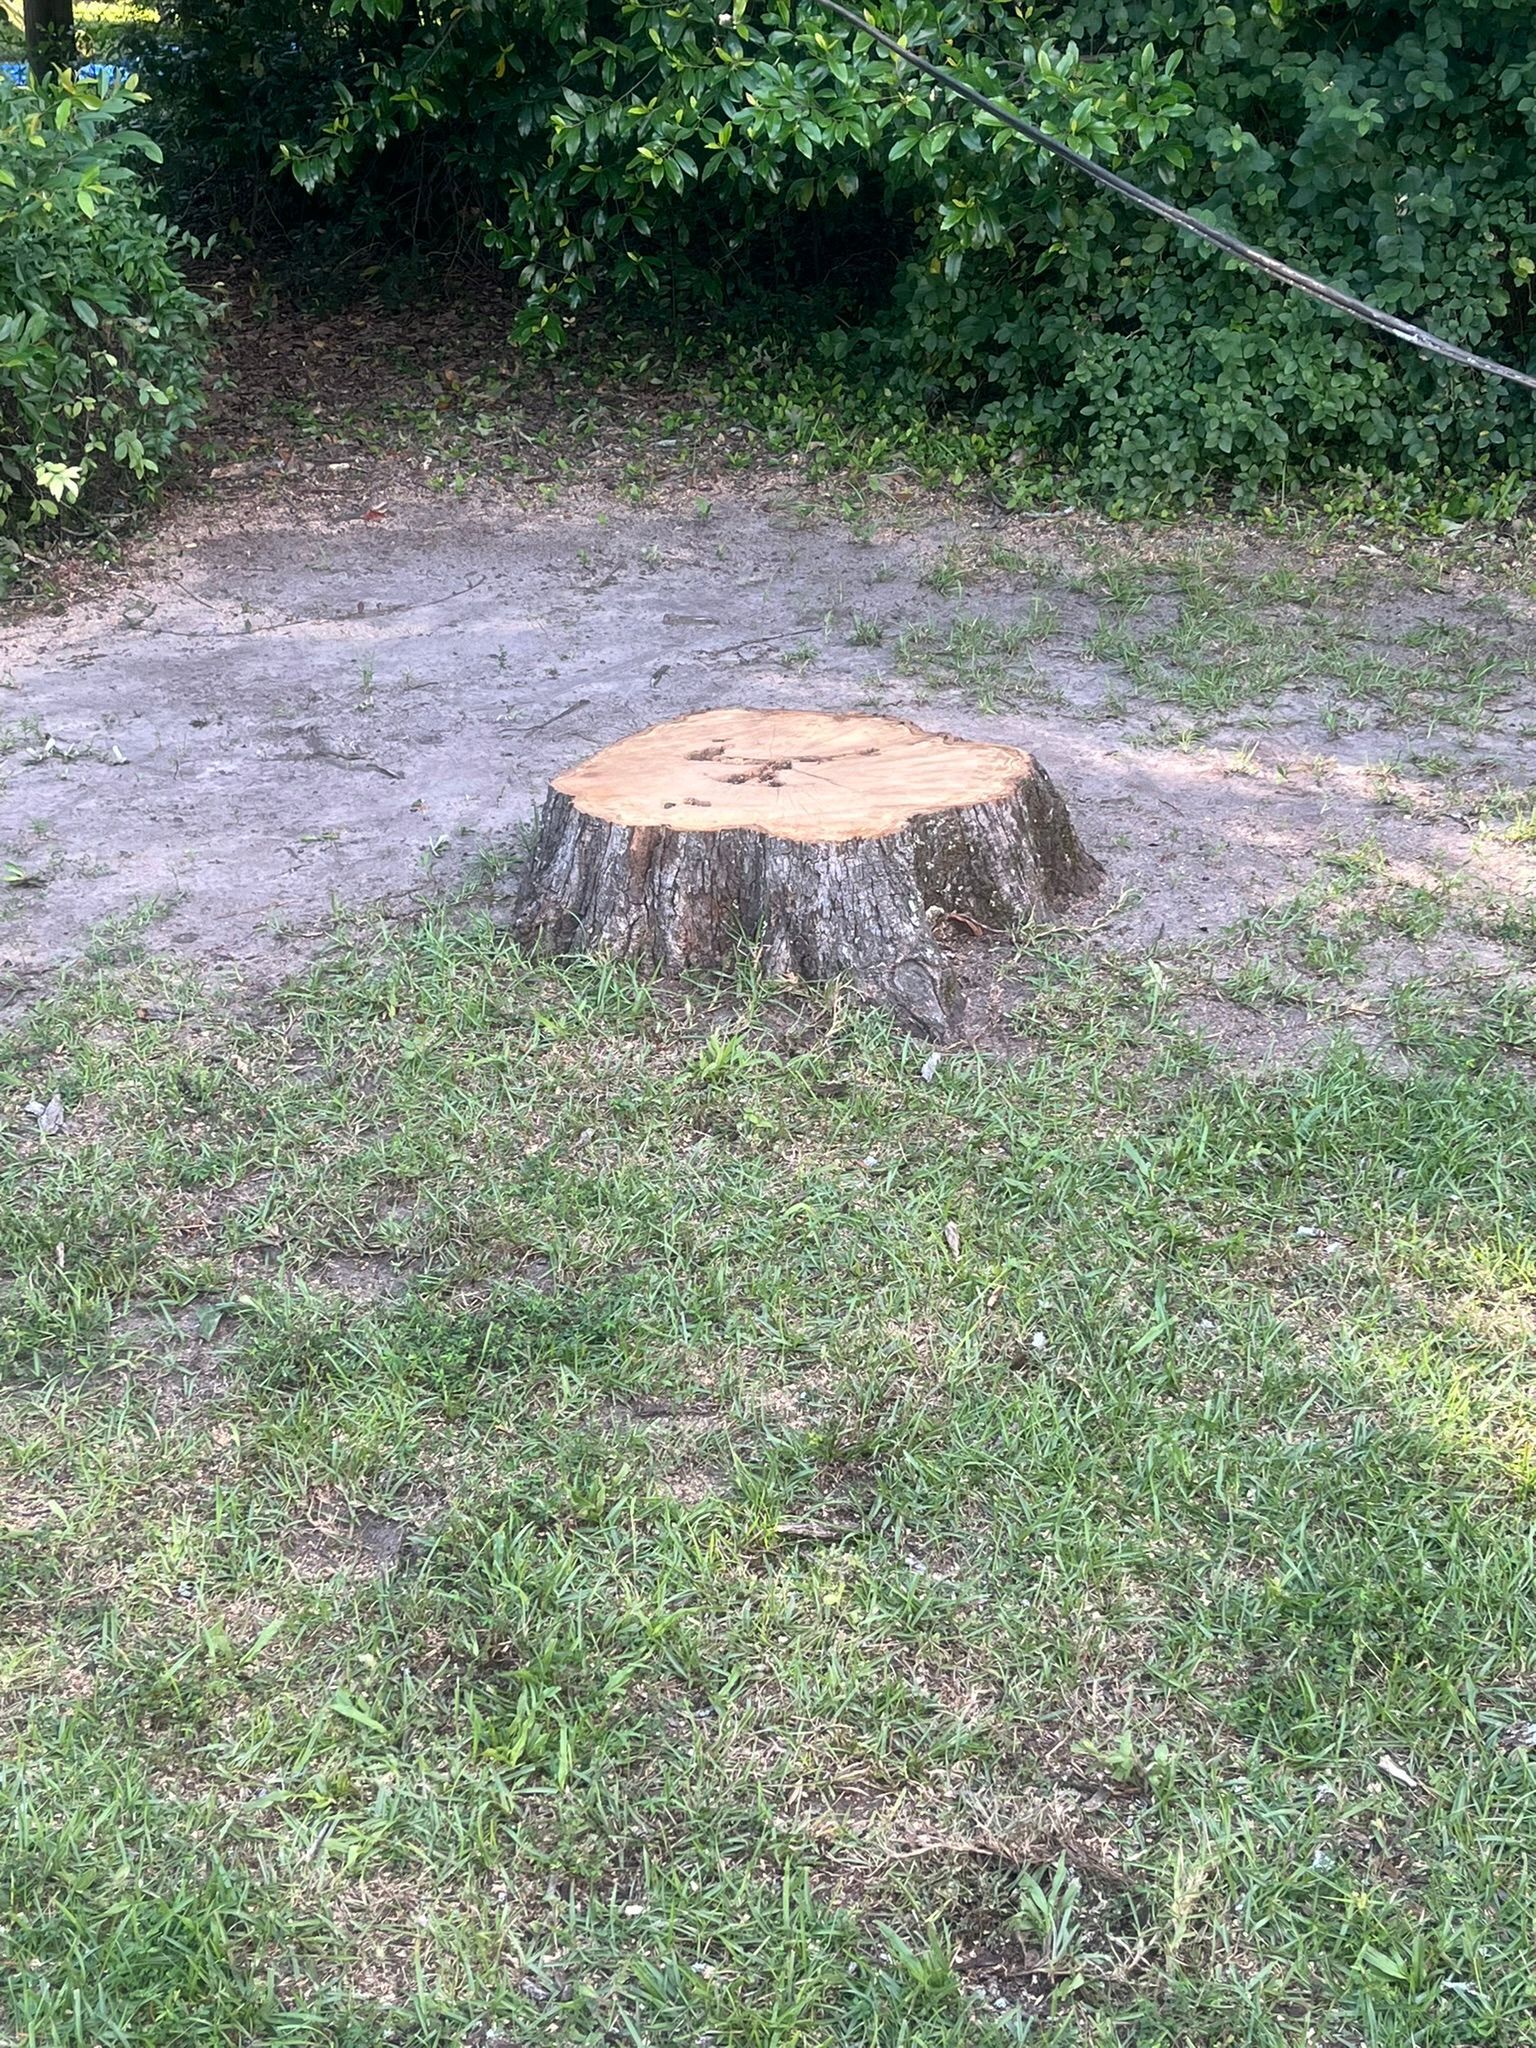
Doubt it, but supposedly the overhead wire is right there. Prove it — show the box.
[808,0,1536,395]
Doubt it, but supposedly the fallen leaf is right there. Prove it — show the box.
[943,1221,961,1258]
[28,1093,65,1135]
[1377,1753,1420,1790]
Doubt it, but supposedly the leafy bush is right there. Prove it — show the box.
[0,70,211,556]
[138,0,480,262]
[145,0,1536,508]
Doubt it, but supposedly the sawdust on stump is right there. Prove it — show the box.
[515,707,1103,1032]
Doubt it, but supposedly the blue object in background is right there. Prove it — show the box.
[1,60,134,86]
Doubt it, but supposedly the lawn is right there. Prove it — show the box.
[3,913,1533,2046]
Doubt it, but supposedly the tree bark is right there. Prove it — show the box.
[24,0,75,77]
[515,709,1102,1033]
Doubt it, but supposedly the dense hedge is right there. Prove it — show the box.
[145,0,1536,506]
[0,71,210,558]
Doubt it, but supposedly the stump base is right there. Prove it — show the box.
[515,708,1102,1032]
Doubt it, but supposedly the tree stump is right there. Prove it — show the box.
[515,708,1102,1031]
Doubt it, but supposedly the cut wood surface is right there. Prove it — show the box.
[516,708,1102,1032]
[552,706,1049,840]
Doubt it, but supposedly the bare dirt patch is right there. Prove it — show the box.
[3,475,1532,1032]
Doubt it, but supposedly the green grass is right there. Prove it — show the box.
[893,611,1060,713]
[3,923,1535,2046]
[1219,843,1475,997]
[855,542,1529,737]
[1082,579,1518,736]
[1486,794,1536,848]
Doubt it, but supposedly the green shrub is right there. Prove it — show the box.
[145,0,1536,508]
[0,70,211,559]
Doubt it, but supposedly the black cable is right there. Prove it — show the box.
[810,0,1536,395]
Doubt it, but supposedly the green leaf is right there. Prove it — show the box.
[1359,1947,1410,1982]
[329,1691,389,1736]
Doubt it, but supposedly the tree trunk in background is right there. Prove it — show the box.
[24,0,76,78]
